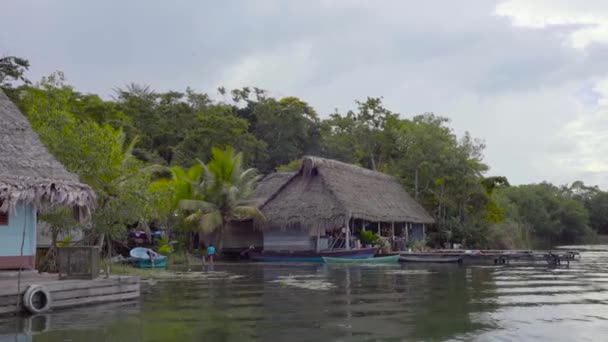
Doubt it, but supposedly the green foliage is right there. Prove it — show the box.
[0,55,30,87]
[173,105,265,167]
[176,147,265,251]
[407,240,428,251]
[495,183,592,246]
[15,74,159,242]
[587,192,608,234]
[249,97,320,172]
[158,238,174,256]
[57,236,73,248]
[9,59,608,250]
[376,236,391,254]
[40,209,82,244]
[359,230,379,245]
[276,159,302,172]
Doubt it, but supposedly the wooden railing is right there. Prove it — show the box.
[57,246,101,280]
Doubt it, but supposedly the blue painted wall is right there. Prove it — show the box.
[0,203,37,257]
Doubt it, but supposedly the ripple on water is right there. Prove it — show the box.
[270,275,336,291]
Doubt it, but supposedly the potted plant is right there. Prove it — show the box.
[359,230,379,248]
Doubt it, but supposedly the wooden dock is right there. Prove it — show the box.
[395,249,580,266]
[0,271,139,316]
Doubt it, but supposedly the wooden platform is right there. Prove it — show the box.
[394,249,580,266]
[0,271,139,316]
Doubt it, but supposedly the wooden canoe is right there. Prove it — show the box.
[323,255,400,264]
[250,248,376,262]
[399,256,463,264]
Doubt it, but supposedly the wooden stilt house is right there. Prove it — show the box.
[257,157,434,255]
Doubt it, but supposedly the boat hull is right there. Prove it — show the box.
[251,248,376,262]
[323,255,400,264]
[135,257,167,268]
[129,247,168,268]
[399,256,463,264]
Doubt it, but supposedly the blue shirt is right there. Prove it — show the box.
[207,246,216,255]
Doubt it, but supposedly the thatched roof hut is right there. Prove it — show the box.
[0,90,96,216]
[252,172,295,206]
[260,156,433,231]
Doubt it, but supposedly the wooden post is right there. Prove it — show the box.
[345,217,351,250]
[405,222,409,242]
[351,219,359,250]
[377,222,381,236]
[391,222,395,252]
[362,220,365,231]
[422,223,426,240]
[316,226,321,252]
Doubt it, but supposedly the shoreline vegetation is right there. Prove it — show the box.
[1,55,608,267]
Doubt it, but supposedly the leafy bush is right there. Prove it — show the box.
[157,238,174,256]
[359,230,379,245]
[376,237,391,253]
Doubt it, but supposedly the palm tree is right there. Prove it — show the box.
[178,147,265,252]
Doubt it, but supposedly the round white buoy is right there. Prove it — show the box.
[22,284,52,314]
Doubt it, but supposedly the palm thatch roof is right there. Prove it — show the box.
[260,156,434,231]
[252,172,296,206]
[0,89,96,216]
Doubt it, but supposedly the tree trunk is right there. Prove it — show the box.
[415,168,419,200]
[98,233,105,248]
[217,223,224,254]
[105,237,112,279]
[370,151,377,171]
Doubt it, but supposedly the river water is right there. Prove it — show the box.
[2,246,608,341]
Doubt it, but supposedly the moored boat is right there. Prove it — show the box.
[250,248,376,262]
[399,256,463,264]
[129,247,168,268]
[136,257,167,268]
[323,255,400,264]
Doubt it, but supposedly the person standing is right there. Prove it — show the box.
[207,244,216,264]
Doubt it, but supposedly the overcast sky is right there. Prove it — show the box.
[2,1,608,188]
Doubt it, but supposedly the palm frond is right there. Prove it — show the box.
[232,205,266,222]
[184,211,203,223]
[186,164,204,182]
[178,199,217,212]
[199,210,223,233]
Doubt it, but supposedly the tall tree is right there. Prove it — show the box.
[0,55,30,87]
[17,74,156,252]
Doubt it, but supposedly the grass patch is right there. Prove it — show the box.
[109,263,171,279]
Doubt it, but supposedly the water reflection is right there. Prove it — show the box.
[0,248,607,341]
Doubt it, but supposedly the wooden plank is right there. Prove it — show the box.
[315,227,321,252]
[52,291,140,309]
[0,305,18,315]
[345,216,350,250]
[52,284,140,301]
[0,276,138,297]
[43,277,139,292]
[0,279,139,306]
[0,294,19,306]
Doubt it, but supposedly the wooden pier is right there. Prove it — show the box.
[395,250,580,266]
[0,271,139,316]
